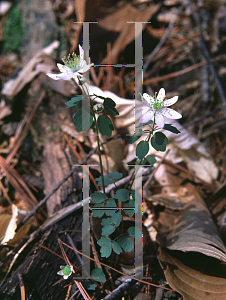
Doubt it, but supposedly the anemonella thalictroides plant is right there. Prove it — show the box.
[47,45,182,288]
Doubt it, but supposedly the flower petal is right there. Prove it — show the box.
[79,45,84,60]
[57,270,64,275]
[57,64,74,75]
[139,110,154,124]
[46,73,61,80]
[63,275,69,280]
[164,96,178,107]
[157,88,165,101]
[142,93,153,107]
[53,72,73,80]
[155,112,165,128]
[77,63,94,74]
[161,108,182,119]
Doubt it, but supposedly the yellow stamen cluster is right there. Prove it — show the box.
[61,53,80,71]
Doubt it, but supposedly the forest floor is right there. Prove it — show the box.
[0,0,226,299]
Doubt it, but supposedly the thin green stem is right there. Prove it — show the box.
[93,113,106,194]
[128,116,156,193]
[74,77,106,194]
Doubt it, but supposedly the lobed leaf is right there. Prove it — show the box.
[151,132,168,152]
[136,140,149,159]
[83,280,97,291]
[97,237,112,258]
[144,154,156,166]
[91,268,106,282]
[163,124,181,134]
[65,95,83,108]
[117,234,134,252]
[103,98,119,116]
[97,114,114,137]
[105,198,117,216]
[107,172,123,180]
[92,203,105,218]
[91,191,106,203]
[114,189,130,202]
[73,108,94,132]
[102,225,115,236]
[112,241,123,254]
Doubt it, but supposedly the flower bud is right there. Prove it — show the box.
[93,103,104,114]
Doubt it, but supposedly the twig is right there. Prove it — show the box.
[6,91,45,164]
[143,55,223,85]
[191,2,226,117]
[137,2,187,93]
[185,104,226,127]
[0,156,38,207]
[16,134,121,231]
[60,239,173,291]
[0,178,12,204]
[64,133,99,191]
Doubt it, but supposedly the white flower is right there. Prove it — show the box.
[93,103,104,114]
[57,265,73,280]
[139,88,182,128]
[46,45,94,80]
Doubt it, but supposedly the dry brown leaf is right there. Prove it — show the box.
[1,40,60,99]
[152,182,226,262]
[0,204,31,245]
[151,179,226,298]
[98,2,160,64]
[159,248,226,300]
[88,85,218,183]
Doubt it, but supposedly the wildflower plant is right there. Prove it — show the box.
[57,265,73,280]
[46,45,94,80]
[47,45,182,289]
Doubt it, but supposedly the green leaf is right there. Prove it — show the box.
[128,227,142,241]
[114,189,130,202]
[93,203,105,218]
[65,95,83,108]
[73,108,94,132]
[112,241,123,254]
[111,211,122,227]
[128,130,142,144]
[139,120,153,126]
[101,212,122,235]
[95,175,114,187]
[97,114,114,137]
[83,280,97,291]
[91,268,106,282]
[163,124,180,134]
[91,191,106,203]
[136,141,149,159]
[143,154,156,166]
[102,224,115,235]
[105,198,117,216]
[151,132,168,152]
[117,234,134,252]
[97,237,112,258]
[107,172,123,180]
[124,199,135,217]
[101,217,112,226]
[103,98,119,116]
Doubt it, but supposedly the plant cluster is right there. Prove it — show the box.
[47,45,182,289]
